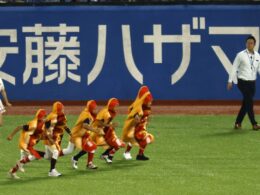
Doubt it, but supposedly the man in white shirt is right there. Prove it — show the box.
[227,35,260,130]
[0,78,12,126]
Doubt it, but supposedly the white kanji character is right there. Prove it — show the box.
[87,25,107,85]
[144,24,201,84]
[45,36,80,84]
[0,30,18,85]
[122,25,143,84]
[22,23,81,84]
[23,36,44,84]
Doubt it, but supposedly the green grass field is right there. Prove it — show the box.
[1,115,260,194]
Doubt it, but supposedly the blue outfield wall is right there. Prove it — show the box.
[0,5,259,101]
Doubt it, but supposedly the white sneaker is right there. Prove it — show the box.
[100,154,107,160]
[44,154,51,160]
[104,156,112,164]
[123,152,132,160]
[8,170,20,179]
[100,155,112,164]
[87,163,98,169]
[17,161,25,173]
[71,157,78,169]
[48,169,62,177]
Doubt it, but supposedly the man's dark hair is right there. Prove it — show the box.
[246,35,256,44]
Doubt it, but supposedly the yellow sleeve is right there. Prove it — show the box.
[27,120,37,132]
[96,109,111,124]
[47,113,58,125]
[72,111,93,137]
[104,112,112,123]
[75,111,91,126]
[128,105,143,119]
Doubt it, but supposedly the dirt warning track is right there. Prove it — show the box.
[5,105,260,115]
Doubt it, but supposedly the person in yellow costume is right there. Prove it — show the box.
[122,86,154,160]
[7,109,47,179]
[44,102,71,157]
[54,102,71,147]
[127,86,149,113]
[62,100,104,169]
[133,95,154,161]
[92,98,125,164]
[44,101,70,177]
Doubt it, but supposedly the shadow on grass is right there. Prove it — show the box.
[0,159,143,186]
[202,129,252,138]
[97,158,144,172]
